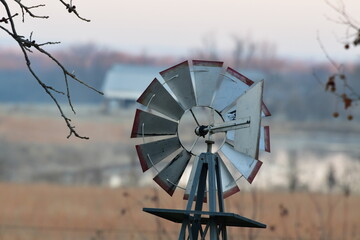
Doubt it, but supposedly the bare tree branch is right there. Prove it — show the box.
[325,0,360,48]
[58,0,90,22]
[317,32,343,72]
[325,0,359,30]
[13,0,48,22]
[0,0,102,139]
[315,1,360,120]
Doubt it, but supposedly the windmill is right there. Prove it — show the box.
[131,60,271,239]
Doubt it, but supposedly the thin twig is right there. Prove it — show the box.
[14,1,48,22]
[316,32,343,72]
[0,12,18,23]
[325,0,359,30]
[58,0,90,22]
[0,0,101,139]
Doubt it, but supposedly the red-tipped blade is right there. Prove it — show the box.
[220,143,263,184]
[153,150,191,196]
[192,60,224,107]
[160,61,196,110]
[136,137,181,172]
[137,78,184,121]
[131,109,178,138]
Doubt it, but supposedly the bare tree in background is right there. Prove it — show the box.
[232,35,258,70]
[231,35,277,71]
[316,0,360,120]
[199,32,219,60]
[232,35,245,69]
[0,0,103,139]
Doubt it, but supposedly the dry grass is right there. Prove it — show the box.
[1,105,359,239]
[0,183,359,240]
[0,105,134,144]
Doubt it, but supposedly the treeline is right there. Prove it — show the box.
[0,44,359,120]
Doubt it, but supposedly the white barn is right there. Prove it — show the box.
[102,64,165,109]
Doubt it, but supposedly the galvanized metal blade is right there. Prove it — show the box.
[227,126,270,153]
[192,60,224,107]
[220,143,262,184]
[136,137,182,172]
[216,154,240,198]
[131,109,178,138]
[153,150,191,196]
[183,156,206,201]
[183,154,239,201]
[212,67,254,112]
[160,61,196,110]
[226,129,235,142]
[221,99,271,121]
[137,78,184,121]
[234,80,263,159]
[259,126,270,152]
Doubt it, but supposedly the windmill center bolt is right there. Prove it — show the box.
[194,125,209,137]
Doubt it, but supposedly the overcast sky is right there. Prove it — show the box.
[2,0,360,62]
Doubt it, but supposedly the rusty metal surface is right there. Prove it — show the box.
[260,126,271,152]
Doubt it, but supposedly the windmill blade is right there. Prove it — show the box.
[160,61,196,110]
[261,101,271,117]
[184,154,239,201]
[220,143,262,184]
[137,78,184,121]
[221,100,271,120]
[234,81,263,159]
[153,150,191,196]
[136,137,182,172]
[183,156,206,201]
[227,126,270,153]
[259,126,270,152]
[192,60,224,107]
[131,109,178,138]
[212,67,254,112]
[216,154,240,198]
[210,108,215,126]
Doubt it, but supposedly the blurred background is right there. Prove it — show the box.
[0,0,359,239]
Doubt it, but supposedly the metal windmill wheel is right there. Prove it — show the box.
[131,60,271,240]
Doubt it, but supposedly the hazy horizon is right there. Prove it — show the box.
[1,0,360,62]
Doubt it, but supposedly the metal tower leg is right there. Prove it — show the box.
[179,140,229,239]
[145,142,266,240]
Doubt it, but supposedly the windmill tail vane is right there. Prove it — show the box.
[131,60,271,239]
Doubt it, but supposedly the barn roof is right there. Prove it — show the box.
[102,64,165,100]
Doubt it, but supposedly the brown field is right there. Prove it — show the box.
[0,105,134,144]
[0,183,359,240]
[1,106,359,239]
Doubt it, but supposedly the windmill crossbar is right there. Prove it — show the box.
[143,141,266,239]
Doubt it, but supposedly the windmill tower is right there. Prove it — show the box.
[131,60,271,239]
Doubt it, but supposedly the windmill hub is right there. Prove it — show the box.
[194,125,209,137]
[177,106,226,155]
